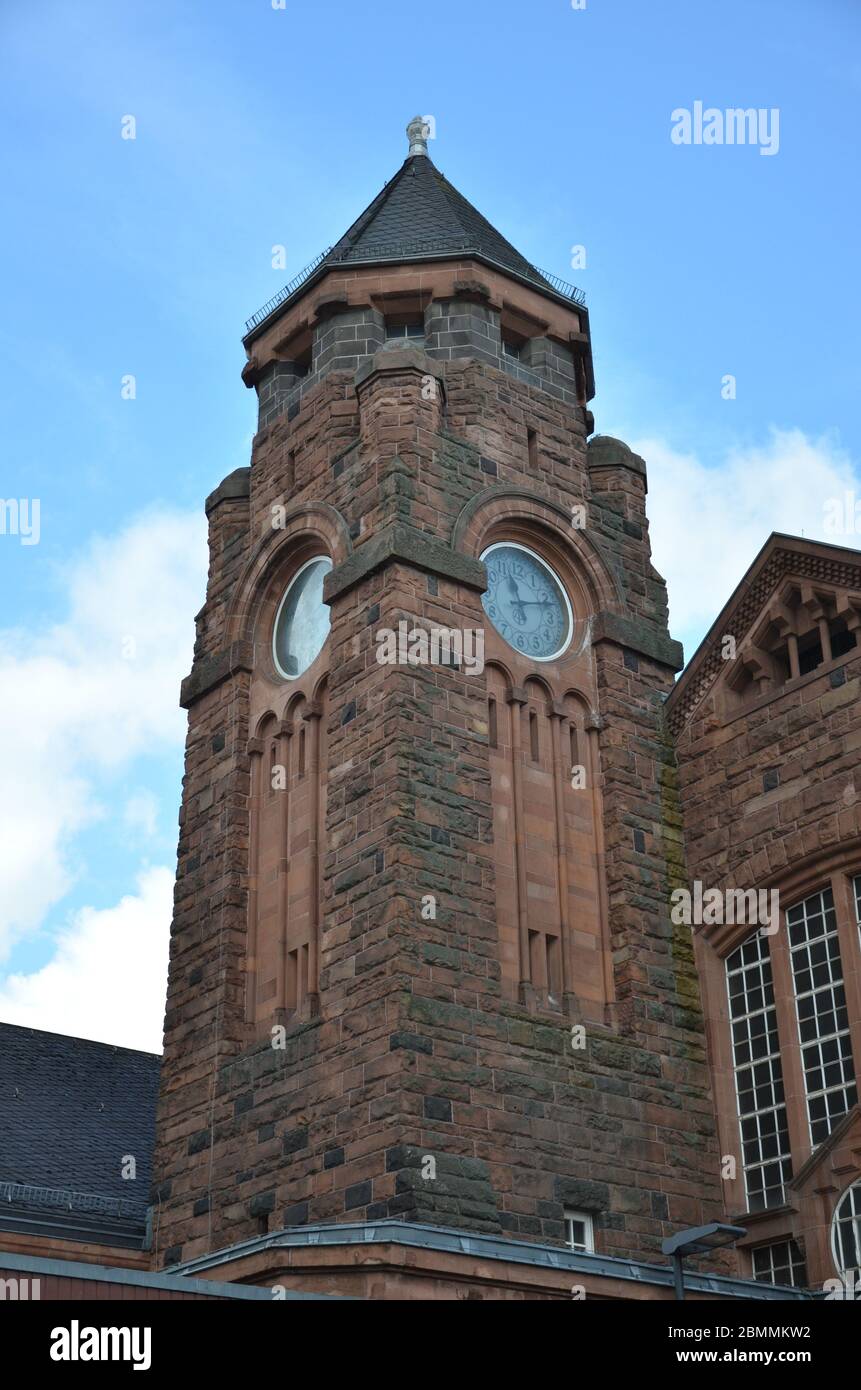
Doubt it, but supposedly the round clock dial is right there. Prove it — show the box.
[273,556,332,679]
[480,543,573,661]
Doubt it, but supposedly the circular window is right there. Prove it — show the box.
[272,556,332,679]
[832,1179,861,1278]
[480,542,573,661]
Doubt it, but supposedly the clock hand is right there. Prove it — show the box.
[505,575,521,602]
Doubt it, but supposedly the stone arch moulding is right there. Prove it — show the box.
[245,681,330,1036]
[225,500,352,649]
[451,484,624,618]
[695,834,861,960]
[253,709,279,740]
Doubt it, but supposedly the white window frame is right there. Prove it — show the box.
[563,1209,594,1254]
[831,1179,861,1279]
[725,932,793,1211]
[786,886,857,1148]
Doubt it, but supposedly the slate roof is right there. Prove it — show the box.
[322,151,545,283]
[244,146,584,340]
[0,1022,160,1246]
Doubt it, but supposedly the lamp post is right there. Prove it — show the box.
[662,1222,748,1301]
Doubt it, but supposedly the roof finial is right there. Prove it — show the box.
[406,115,429,157]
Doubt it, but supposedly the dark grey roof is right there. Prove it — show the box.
[244,150,585,339]
[0,1022,160,1246]
[323,152,542,279]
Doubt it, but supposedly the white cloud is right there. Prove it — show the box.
[0,867,172,1053]
[123,790,160,841]
[637,427,861,652]
[0,507,206,956]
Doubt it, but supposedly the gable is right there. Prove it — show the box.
[667,535,861,738]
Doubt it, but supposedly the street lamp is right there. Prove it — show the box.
[662,1222,748,1300]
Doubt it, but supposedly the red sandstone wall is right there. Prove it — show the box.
[671,571,861,1286]
[152,344,725,1277]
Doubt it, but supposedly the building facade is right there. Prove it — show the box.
[146,119,859,1299]
[149,118,733,1296]
[668,534,861,1293]
[2,121,858,1302]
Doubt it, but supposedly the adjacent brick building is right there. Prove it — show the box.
[667,533,861,1293]
[2,120,856,1302]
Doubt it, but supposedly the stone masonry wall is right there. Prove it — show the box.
[152,342,726,1274]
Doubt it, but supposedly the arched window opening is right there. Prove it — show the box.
[833,1181,861,1279]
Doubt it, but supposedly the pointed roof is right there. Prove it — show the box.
[666,531,861,737]
[244,118,584,340]
[323,144,539,282]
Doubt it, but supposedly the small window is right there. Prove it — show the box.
[298,725,306,778]
[527,427,538,469]
[292,345,312,377]
[529,709,540,762]
[488,696,498,749]
[502,328,528,360]
[384,317,424,343]
[752,1239,807,1288]
[564,1210,594,1254]
[830,617,857,661]
[797,627,824,676]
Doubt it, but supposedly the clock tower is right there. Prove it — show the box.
[151,119,727,1297]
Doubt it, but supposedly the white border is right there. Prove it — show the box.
[480,541,574,662]
[272,554,332,680]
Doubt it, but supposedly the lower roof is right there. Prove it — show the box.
[0,1022,160,1244]
[170,1218,815,1301]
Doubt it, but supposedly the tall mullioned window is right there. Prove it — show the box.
[786,887,857,1146]
[726,934,793,1211]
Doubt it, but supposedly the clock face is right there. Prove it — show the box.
[480,543,573,661]
[273,556,332,679]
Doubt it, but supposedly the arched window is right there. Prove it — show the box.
[832,1180,861,1278]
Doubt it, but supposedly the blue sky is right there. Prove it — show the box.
[1,0,859,1049]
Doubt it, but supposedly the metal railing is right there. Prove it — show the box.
[532,267,587,305]
[0,1180,128,1218]
[244,240,586,334]
[244,246,334,332]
